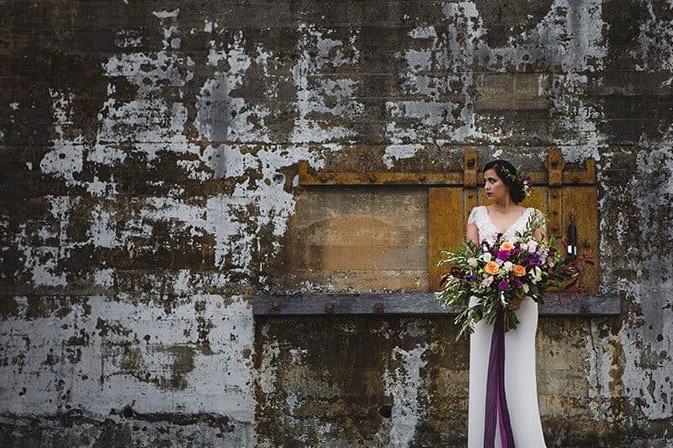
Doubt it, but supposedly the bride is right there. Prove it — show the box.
[464,160,547,447]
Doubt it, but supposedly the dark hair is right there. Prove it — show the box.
[483,160,527,203]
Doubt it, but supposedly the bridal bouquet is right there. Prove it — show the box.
[435,214,584,340]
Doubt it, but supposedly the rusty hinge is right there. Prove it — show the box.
[547,148,564,235]
[462,148,479,188]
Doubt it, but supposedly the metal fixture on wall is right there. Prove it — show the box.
[254,148,617,317]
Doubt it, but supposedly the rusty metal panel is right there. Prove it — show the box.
[428,187,464,291]
[547,187,563,238]
[298,160,463,186]
[462,148,479,188]
[562,186,600,292]
[547,147,565,187]
[276,186,428,293]
[300,149,595,188]
[523,185,548,212]
[286,149,606,314]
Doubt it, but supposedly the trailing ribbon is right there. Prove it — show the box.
[483,309,515,448]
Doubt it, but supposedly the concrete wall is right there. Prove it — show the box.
[1,1,672,447]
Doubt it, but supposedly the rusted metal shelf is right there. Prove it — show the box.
[252,292,620,316]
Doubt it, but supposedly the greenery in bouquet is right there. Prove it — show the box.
[435,213,591,340]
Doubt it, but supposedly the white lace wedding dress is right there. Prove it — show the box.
[467,206,547,448]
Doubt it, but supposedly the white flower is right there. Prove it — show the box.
[468,257,478,268]
[530,266,542,284]
[503,261,513,272]
[481,276,494,288]
[481,252,492,262]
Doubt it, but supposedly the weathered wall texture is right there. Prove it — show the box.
[1,1,672,447]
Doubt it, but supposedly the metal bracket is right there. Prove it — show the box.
[547,148,565,236]
[272,148,607,317]
[253,292,621,316]
[298,148,595,187]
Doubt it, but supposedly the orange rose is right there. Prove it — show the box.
[513,264,526,277]
[484,261,500,275]
[500,241,514,251]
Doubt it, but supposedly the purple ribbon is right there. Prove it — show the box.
[483,310,515,448]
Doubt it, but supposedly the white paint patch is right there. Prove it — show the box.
[291,25,362,143]
[408,26,437,39]
[203,144,305,270]
[40,90,85,186]
[26,248,67,287]
[255,147,308,238]
[585,323,620,421]
[144,197,207,223]
[103,51,194,96]
[383,344,429,448]
[0,296,254,421]
[197,32,271,143]
[115,29,143,48]
[19,196,74,287]
[39,140,85,185]
[618,147,673,421]
[207,194,256,270]
[635,1,673,72]
[153,9,180,20]
[552,73,604,161]
[389,8,493,144]
[89,205,120,249]
[620,278,673,421]
[383,145,423,169]
[201,144,250,178]
[637,145,673,193]
[389,101,459,126]
[256,326,280,397]
[93,268,115,288]
[203,20,217,33]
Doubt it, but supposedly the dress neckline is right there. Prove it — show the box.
[483,206,530,236]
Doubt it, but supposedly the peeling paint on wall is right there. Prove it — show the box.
[291,25,363,143]
[1,296,253,418]
[619,147,673,422]
[2,0,673,446]
[383,344,429,447]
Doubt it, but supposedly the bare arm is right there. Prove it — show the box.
[466,222,479,245]
[533,226,546,241]
[532,209,547,241]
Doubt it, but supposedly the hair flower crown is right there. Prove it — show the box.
[502,166,531,197]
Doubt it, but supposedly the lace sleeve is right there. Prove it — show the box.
[467,206,480,225]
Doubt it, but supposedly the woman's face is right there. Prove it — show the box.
[483,168,509,203]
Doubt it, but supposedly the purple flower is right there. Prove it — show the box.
[497,280,510,291]
[496,250,511,261]
[527,253,542,267]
